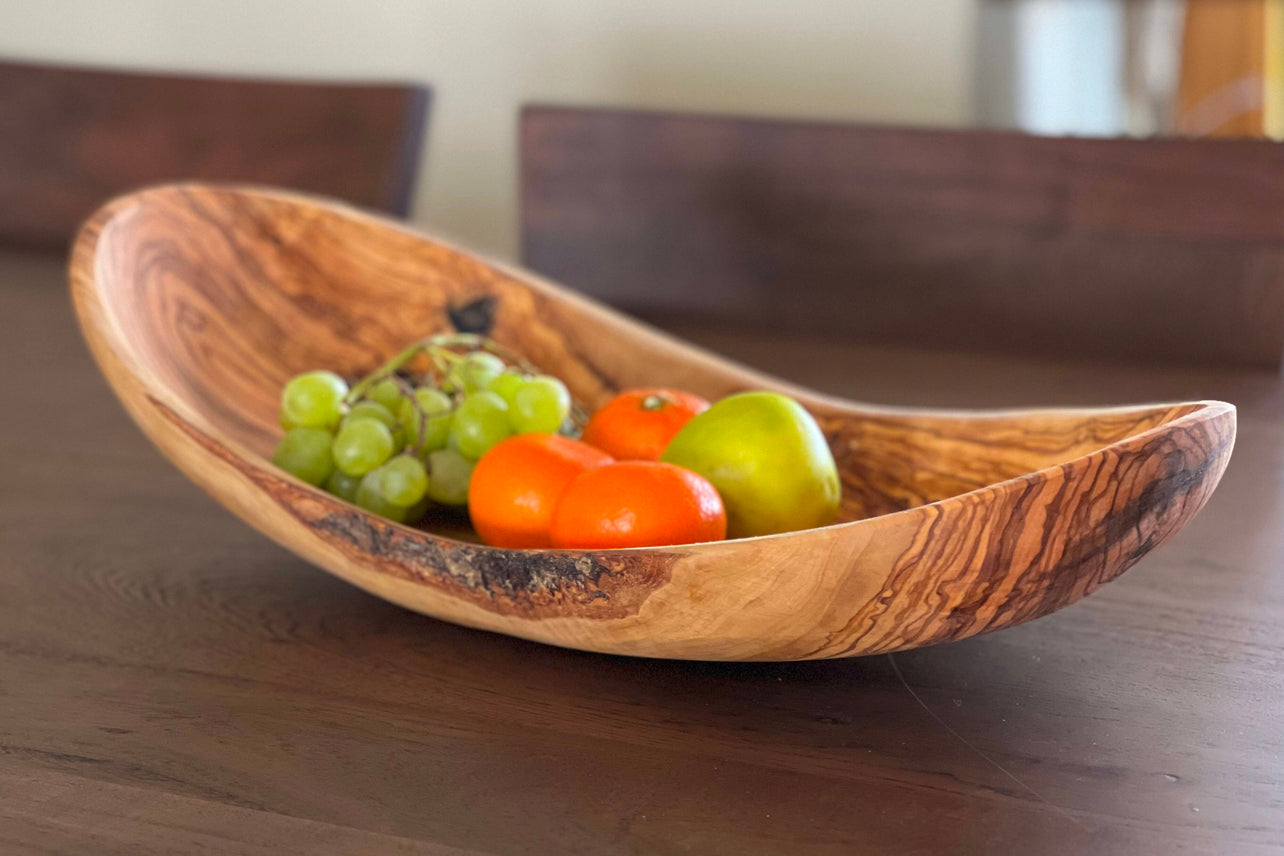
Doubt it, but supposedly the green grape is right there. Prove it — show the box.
[272,427,334,486]
[449,391,511,460]
[355,473,411,523]
[510,375,571,435]
[368,377,405,413]
[332,417,395,476]
[342,400,403,448]
[425,448,473,506]
[378,455,429,507]
[488,370,526,408]
[324,468,363,502]
[399,387,453,451]
[343,400,397,432]
[281,371,348,430]
[455,352,506,393]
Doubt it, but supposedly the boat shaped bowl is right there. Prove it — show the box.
[70,184,1236,660]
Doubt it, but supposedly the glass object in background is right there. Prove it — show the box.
[976,0,1283,139]
[976,0,1127,135]
[1124,0,1186,136]
[1016,0,1124,136]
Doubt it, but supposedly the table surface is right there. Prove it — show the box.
[3,249,1282,855]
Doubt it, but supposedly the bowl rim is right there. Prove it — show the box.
[69,181,1239,557]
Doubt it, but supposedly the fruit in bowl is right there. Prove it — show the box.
[662,391,841,539]
[270,335,841,549]
[581,388,709,461]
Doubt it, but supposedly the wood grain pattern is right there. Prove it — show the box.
[0,59,429,249]
[6,249,1284,853]
[520,106,1284,368]
[70,184,1234,660]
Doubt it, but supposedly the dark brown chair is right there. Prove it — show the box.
[0,60,430,249]
[521,105,1284,369]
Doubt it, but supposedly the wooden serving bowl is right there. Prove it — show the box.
[71,184,1235,661]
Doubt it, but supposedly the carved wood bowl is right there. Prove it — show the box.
[70,184,1236,661]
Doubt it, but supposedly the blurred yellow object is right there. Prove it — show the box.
[1266,0,1284,138]
[1177,0,1267,136]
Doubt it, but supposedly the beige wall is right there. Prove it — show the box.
[0,0,977,261]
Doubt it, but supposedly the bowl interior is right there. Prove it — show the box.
[90,186,1203,526]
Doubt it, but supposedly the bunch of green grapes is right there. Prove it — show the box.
[272,347,573,525]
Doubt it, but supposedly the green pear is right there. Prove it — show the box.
[660,391,840,538]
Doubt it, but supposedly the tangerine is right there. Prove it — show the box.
[469,434,613,548]
[581,388,709,461]
[550,461,726,549]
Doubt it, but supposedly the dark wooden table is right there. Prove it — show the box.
[3,249,1282,855]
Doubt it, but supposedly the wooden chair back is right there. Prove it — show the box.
[521,106,1284,368]
[0,60,430,248]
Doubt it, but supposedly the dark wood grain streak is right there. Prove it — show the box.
[0,59,430,248]
[817,403,1204,518]
[521,106,1284,368]
[70,184,1234,662]
[826,412,1235,657]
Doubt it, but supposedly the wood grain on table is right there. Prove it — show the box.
[2,251,1281,854]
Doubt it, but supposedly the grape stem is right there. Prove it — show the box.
[342,333,588,450]
[384,375,434,461]
[343,342,427,404]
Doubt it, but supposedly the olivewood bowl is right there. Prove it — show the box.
[70,184,1235,661]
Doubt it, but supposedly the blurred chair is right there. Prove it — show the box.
[0,60,430,248]
[520,106,1284,369]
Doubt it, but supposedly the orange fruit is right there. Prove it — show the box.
[550,461,726,549]
[469,434,613,548]
[581,388,709,461]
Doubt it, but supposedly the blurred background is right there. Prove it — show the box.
[2,0,1279,261]
[4,0,1284,370]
